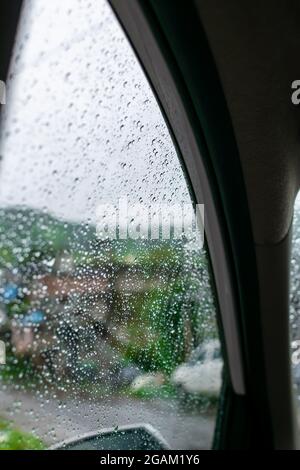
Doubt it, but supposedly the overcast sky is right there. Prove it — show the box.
[0,0,190,225]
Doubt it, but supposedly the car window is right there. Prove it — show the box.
[290,192,300,418]
[0,0,223,450]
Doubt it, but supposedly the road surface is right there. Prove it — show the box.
[0,386,215,449]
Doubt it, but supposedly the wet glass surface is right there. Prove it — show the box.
[290,193,300,419]
[0,0,222,450]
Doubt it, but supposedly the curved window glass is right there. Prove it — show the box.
[0,0,222,450]
[290,194,300,416]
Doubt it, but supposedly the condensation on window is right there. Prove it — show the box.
[290,193,300,414]
[0,0,222,450]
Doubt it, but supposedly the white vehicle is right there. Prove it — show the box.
[171,340,222,396]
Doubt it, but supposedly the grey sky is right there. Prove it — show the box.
[0,0,190,225]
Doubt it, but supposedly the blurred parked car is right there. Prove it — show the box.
[171,340,222,396]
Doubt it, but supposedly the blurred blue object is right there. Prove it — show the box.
[3,283,18,301]
[22,310,45,326]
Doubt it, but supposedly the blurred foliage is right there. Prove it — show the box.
[0,420,45,450]
[0,207,218,385]
[125,383,178,400]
